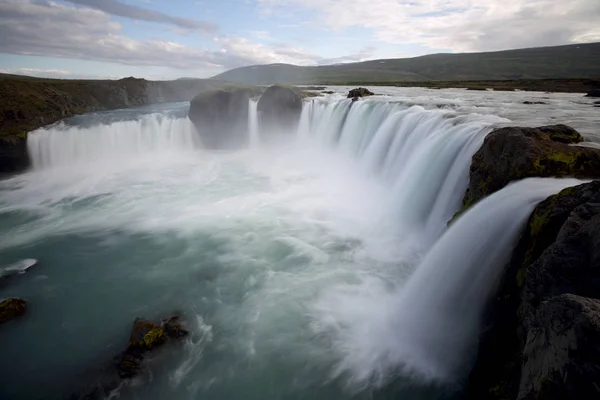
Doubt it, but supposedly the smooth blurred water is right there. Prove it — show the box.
[0,88,597,400]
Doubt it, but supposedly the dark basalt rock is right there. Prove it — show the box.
[0,298,27,324]
[117,316,188,378]
[73,316,189,399]
[457,125,600,217]
[467,181,600,400]
[188,85,261,149]
[586,89,600,97]
[257,84,303,139]
[347,87,374,100]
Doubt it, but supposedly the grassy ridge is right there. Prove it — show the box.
[214,42,600,85]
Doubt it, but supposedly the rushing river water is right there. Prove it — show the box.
[0,87,597,400]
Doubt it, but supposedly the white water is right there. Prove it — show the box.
[1,91,593,399]
[27,114,199,169]
[310,178,582,389]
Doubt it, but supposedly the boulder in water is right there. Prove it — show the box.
[467,181,600,400]
[188,85,262,149]
[257,84,303,139]
[347,87,374,100]
[457,125,600,217]
[586,89,600,97]
[117,316,189,378]
[0,298,27,324]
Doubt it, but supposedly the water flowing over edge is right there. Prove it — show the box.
[12,97,584,392]
[310,177,583,389]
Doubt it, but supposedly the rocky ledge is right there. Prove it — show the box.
[463,124,600,399]
[453,124,600,220]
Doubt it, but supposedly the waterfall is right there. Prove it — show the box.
[299,98,508,242]
[248,99,260,148]
[26,97,507,243]
[14,96,585,396]
[312,177,582,387]
[27,114,200,169]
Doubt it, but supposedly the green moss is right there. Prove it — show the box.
[516,268,527,288]
[143,328,165,349]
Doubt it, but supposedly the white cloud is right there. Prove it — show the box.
[256,0,600,52]
[0,0,320,73]
[65,0,217,33]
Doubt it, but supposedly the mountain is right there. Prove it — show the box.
[213,42,600,85]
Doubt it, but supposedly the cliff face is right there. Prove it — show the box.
[0,76,230,174]
[463,126,600,399]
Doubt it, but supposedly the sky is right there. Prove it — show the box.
[0,0,599,80]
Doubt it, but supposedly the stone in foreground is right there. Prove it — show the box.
[0,298,27,324]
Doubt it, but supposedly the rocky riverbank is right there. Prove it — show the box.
[462,125,600,399]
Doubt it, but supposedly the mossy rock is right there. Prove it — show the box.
[459,125,600,216]
[0,298,27,324]
[117,316,189,379]
[127,318,166,350]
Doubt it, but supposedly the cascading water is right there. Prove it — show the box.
[0,93,587,400]
[310,178,582,389]
[27,113,199,169]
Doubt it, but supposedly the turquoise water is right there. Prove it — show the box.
[0,102,457,399]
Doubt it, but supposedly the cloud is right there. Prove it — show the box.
[65,0,217,34]
[0,0,320,73]
[256,0,600,52]
[0,68,72,78]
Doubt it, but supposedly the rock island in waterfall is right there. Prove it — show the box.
[1,1,600,399]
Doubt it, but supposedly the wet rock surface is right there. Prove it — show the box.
[467,181,600,400]
[459,124,600,214]
[0,298,27,324]
[189,85,261,149]
[257,84,303,139]
[347,87,374,100]
[73,316,189,399]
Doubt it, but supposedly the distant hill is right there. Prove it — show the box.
[213,42,600,85]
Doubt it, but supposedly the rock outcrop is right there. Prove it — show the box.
[117,317,188,378]
[347,87,374,100]
[188,85,261,149]
[74,316,189,399]
[0,298,27,324]
[468,181,600,400]
[458,125,600,215]
[257,84,303,140]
